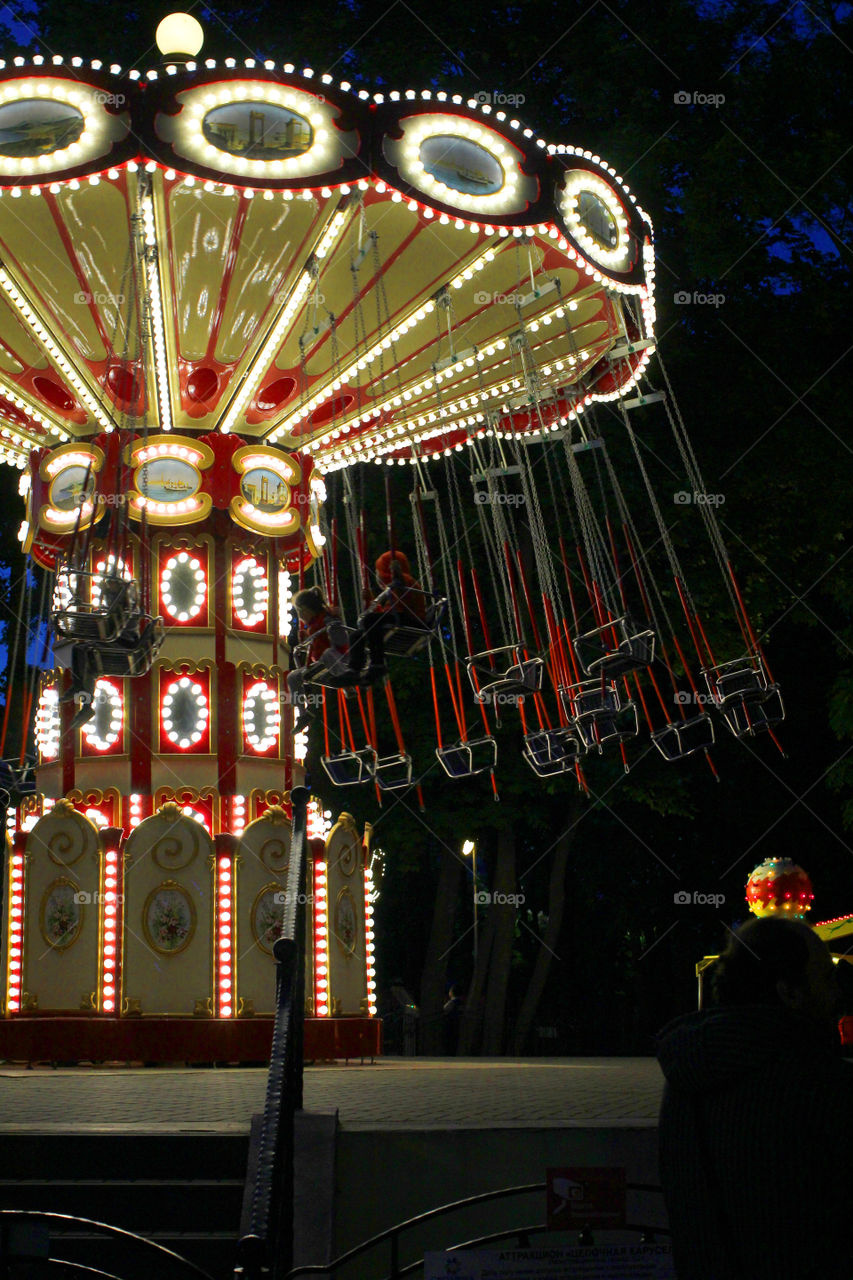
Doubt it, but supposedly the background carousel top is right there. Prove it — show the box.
[0,12,656,486]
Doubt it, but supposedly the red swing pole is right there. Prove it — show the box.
[454,560,498,797]
[365,686,383,807]
[726,562,775,681]
[558,537,582,637]
[430,667,444,751]
[469,566,496,658]
[383,679,424,810]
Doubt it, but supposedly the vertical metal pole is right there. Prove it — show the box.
[472,842,479,968]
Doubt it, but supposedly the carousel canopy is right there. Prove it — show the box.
[0,57,655,474]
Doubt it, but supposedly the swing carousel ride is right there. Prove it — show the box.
[0,15,784,1057]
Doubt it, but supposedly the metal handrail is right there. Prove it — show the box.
[284,1182,670,1280]
[0,1209,216,1279]
[235,785,309,1280]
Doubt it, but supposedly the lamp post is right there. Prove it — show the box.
[462,839,478,967]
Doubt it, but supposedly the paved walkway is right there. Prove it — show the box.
[0,1058,663,1131]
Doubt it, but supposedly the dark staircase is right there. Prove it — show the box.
[0,1129,249,1278]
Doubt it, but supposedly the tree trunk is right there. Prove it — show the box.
[511,819,576,1055]
[418,845,463,1054]
[458,901,494,1055]
[479,826,517,1055]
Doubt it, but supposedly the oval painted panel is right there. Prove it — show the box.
[137,457,200,503]
[40,880,83,950]
[241,467,291,513]
[0,98,84,157]
[576,190,619,249]
[419,134,503,195]
[251,886,285,955]
[49,464,95,512]
[202,102,313,160]
[143,885,196,955]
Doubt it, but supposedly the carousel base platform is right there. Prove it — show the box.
[0,1013,381,1064]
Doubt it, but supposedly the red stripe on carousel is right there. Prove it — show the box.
[214,535,237,794]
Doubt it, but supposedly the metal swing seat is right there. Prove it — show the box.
[321,746,378,786]
[292,627,366,693]
[560,679,639,752]
[720,684,785,739]
[522,727,583,778]
[381,595,448,658]
[703,658,769,708]
[52,569,139,644]
[374,752,413,791]
[467,645,544,705]
[436,735,498,779]
[652,712,715,761]
[87,615,166,679]
[574,616,656,678]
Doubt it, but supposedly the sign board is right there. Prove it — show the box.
[425,1244,675,1279]
[546,1167,626,1230]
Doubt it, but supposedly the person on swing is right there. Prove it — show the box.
[347,551,428,679]
[286,587,350,732]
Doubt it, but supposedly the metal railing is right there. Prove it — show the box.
[281,1181,670,1280]
[0,1210,217,1279]
[234,785,309,1280]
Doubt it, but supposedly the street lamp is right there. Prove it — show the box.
[462,839,478,967]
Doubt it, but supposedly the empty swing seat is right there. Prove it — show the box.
[703,659,769,708]
[574,617,656,678]
[436,736,498,779]
[523,728,582,777]
[721,684,785,738]
[652,713,715,761]
[467,646,544,705]
[321,747,377,786]
[382,597,448,658]
[574,701,639,752]
[374,752,413,792]
[560,678,621,722]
